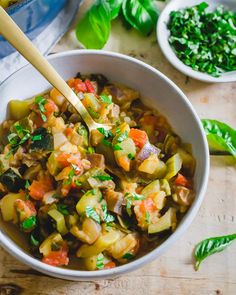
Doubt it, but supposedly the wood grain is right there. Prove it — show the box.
[1,1,236,294]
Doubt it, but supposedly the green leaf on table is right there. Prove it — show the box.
[76,0,111,49]
[201,119,236,158]
[194,233,236,270]
[122,0,159,35]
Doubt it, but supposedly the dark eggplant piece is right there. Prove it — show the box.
[0,168,25,192]
[29,127,53,152]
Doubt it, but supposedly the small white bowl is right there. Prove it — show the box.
[157,0,236,83]
[0,50,209,280]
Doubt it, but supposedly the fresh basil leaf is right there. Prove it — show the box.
[108,0,123,20]
[76,0,111,49]
[122,0,159,35]
[194,233,236,270]
[202,119,236,158]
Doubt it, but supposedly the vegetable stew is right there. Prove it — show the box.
[0,73,195,270]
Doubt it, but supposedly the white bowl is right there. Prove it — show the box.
[0,50,209,280]
[157,0,236,83]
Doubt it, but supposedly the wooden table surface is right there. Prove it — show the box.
[0,1,236,294]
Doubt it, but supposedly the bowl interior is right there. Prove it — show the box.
[0,51,209,279]
[157,0,236,83]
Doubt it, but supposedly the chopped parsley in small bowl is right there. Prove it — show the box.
[157,0,236,82]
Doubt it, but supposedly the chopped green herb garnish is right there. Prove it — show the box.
[97,127,113,138]
[14,122,24,134]
[93,175,113,181]
[128,153,135,160]
[124,192,145,217]
[131,193,145,201]
[168,3,236,77]
[7,123,31,157]
[52,193,61,199]
[96,253,104,270]
[88,106,100,119]
[35,96,47,122]
[122,252,134,260]
[102,138,112,147]
[57,204,69,215]
[100,94,112,104]
[116,127,121,135]
[102,204,115,223]
[7,133,18,145]
[85,206,101,223]
[25,194,30,200]
[91,188,97,195]
[64,168,75,185]
[125,197,132,217]
[25,180,30,189]
[32,134,42,141]
[113,144,123,151]
[21,216,37,231]
[117,131,128,143]
[87,146,95,154]
[145,211,150,224]
[30,234,39,247]
[75,179,82,187]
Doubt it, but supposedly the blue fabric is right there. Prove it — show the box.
[0,0,67,58]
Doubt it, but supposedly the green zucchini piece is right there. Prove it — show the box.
[76,124,89,147]
[47,152,62,176]
[114,138,136,172]
[76,189,102,215]
[0,168,25,192]
[160,179,171,196]
[9,98,34,120]
[165,153,182,180]
[148,208,176,234]
[0,154,9,174]
[177,148,196,176]
[48,209,68,235]
[142,180,160,198]
[29,127,54,152]
[39,232,63,256]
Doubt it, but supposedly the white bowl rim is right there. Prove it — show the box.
[0,49,210,280]
[157,0,236,83]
